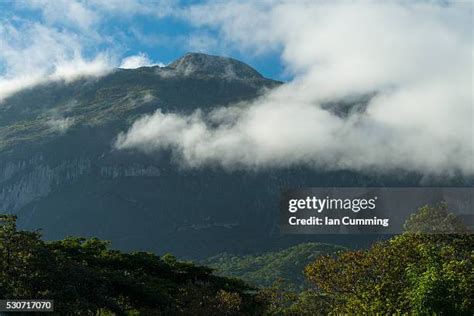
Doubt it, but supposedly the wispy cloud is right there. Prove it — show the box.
[0,0,170,101]
[0,10,112,101]
[46,116,75,134]
[24,0,99,31]
[119,53,164,69]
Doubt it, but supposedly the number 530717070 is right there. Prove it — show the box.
[1,300,54,312]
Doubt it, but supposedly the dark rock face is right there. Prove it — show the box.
[0,53,465,258]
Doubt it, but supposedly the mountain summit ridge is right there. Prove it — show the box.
[167,52,264,79]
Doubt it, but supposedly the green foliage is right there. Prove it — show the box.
[256,279,332,316]
[1,204,472,315]
[404,202,469,234]
[203,242,345,290]
[284,290,332,315]
[256,279,299,315]
[304,204,474,315]
[0,215,264,315]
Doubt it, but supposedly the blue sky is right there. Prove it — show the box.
[0,0,287,80]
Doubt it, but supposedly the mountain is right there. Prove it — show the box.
[0,53,465,259]
[203,242,346,290]
[168,52,264,79]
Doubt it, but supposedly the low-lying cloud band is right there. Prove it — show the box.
[116,1,473,176]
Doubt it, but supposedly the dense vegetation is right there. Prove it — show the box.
[203,242,346,290]
[0,214,265,315]
[269,204,473,315]
[1,203,472,314]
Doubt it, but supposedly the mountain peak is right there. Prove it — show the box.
[167,52,264,79]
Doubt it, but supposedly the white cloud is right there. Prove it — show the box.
[117,1,473,176]
[18,0,175,30]
[0,1,122,102]
[0,20,112,101]
[46,117,75,133]
[0,56,111,102]
[49,54,111,82]
[0,75,44,103]
[0,1,173,101]
[119,53,164,69]
[25,0,98,31]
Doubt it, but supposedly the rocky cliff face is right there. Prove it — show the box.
[0,53,466,258]
[0,155,91,211]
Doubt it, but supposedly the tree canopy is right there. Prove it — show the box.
[1,203,472,315]
[304,203,473,315]
[0,215,264,315]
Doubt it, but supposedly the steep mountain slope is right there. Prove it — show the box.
[0,53,466,258]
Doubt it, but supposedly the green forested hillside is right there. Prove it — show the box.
[203,242,346,289]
